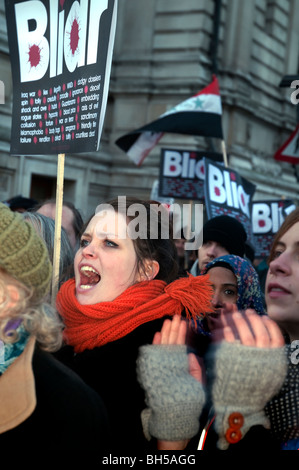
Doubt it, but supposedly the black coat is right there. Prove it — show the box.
[0,346,110,450]
[56,317,165,452]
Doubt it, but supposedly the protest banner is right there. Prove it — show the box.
[159,148,223,200]
[204,158,256,246]
[150,179,175,206]
[5,0,117,302]
[252,199,296,258]
[6,0,117,155]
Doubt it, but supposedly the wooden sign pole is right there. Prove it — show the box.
[184,200,193,269]
[51,153,65,306]
[221,139,228,167]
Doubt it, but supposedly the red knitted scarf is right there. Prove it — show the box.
[56,274,213,352]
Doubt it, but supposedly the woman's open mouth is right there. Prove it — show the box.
[79,265,101,290]
[267,283,291,299]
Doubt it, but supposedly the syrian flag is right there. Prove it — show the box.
[274,124,299,164]
[115,75,223,165]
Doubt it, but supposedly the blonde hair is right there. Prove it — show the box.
[0,268,63,352]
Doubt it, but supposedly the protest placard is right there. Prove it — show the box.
[5,0,117,302]
[159,148,223,200]
[204,158,256,245]
[252,199,296,258]
[6,0,117,155]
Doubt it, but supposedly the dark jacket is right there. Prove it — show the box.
[0,345,110,449]
[56,317,165,452]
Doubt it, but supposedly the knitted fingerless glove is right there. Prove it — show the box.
[137,344,206,441]
[206,342,288,449]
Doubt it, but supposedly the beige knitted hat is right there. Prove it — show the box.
[0,203,52,301]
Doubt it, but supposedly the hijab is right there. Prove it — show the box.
[203,254,266,315]
[194,255,266,338]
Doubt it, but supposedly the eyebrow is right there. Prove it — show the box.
[95,231,118,238]
[82,230,118,238]
[211,282,237,289]
[275,241,285,249]
[96,230,131,241]
[275,241,299,249]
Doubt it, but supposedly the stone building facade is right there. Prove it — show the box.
[0,0,298,221]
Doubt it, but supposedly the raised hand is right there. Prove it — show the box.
[153,315,204,383]
[210,304,285,348]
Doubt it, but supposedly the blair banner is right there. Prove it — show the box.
[159,148,223,200]
[5,0,117,155]
[252,199,296,258]
[204,158,256,245]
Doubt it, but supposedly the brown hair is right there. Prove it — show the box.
[268,207,299,264]
[91,196,179,284]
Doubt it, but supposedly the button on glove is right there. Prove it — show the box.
[206,341,288,449]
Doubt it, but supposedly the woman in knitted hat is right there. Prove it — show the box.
[55,196,213,452]
[0,203,109,449]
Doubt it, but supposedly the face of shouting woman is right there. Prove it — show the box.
[266,221,299,341]
[74,210,142,305]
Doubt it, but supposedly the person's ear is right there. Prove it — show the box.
[141,260,160,281]
[7,285,20,303]
[0,284,20,318]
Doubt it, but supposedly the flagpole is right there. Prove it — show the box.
[221,140,228,167]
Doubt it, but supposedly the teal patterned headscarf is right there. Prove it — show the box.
[203,254,266,315]
[0,323,30,376]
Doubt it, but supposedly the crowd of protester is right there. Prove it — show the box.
[0,193,298,452]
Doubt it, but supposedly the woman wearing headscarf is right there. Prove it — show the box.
[184,254,266,353]
[196,254,266,337]
[204,255,265,313]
